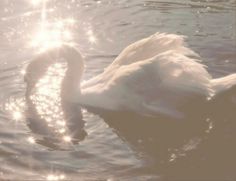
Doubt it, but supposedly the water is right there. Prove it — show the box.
[0,0,236,180]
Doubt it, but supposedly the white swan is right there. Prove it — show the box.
[25,32,236,119]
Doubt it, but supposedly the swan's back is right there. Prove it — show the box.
[109,32,199,67]
[82,32,200,90]
[81,33,212,119]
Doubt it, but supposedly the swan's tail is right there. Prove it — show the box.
[210,74,236,117]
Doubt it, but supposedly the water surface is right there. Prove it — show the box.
[0,0,236,180]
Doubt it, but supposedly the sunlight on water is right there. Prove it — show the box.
[63,135,72,142]
[12,111,23,121]
[87,29,97,44]
[20,69,27,76]
[30,0,48,6]
[28,0,75,52]
[28,62,75,142]
[27,0,97,52]
[0,0,235,180]
[29,19,74,52]
[5,98,26,122]
[27,136,36,144]
[46,174,66,181]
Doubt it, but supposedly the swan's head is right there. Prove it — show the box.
[26,44,85,103]
[44,44,84,73]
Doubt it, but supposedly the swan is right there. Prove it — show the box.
[25,32,236,120]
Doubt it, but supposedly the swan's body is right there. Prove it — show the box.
[26,32,236,119]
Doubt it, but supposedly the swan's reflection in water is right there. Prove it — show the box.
[93,109,210,161]
[98,109,236,179]
[25,60,86,148]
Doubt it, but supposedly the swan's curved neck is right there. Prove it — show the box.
[59,46,84,102]
[26,45,85,103]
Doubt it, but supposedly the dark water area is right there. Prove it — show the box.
[0,0,236,180]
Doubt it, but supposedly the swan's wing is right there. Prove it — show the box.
[82,32,199,89]
[108,32,199,67]
[82,51,212,119]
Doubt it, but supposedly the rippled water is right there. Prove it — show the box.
[0,0,236,180]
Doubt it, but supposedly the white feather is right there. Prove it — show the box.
[27,32,236,119]
[80,33,213,118]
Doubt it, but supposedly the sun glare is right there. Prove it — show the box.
[63,135,71,142]
[5,98,26,122]
[20,69,26,75]
[30,21,74,52]
[30,0,41,6]
[66,18,76,25]
[30,0,48,6]
[86,29,97,44]
[89,35,97,44]
[27,136,36,144]
[28,0,75,52]
[13,111,22,121]
[46,174,65,181]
